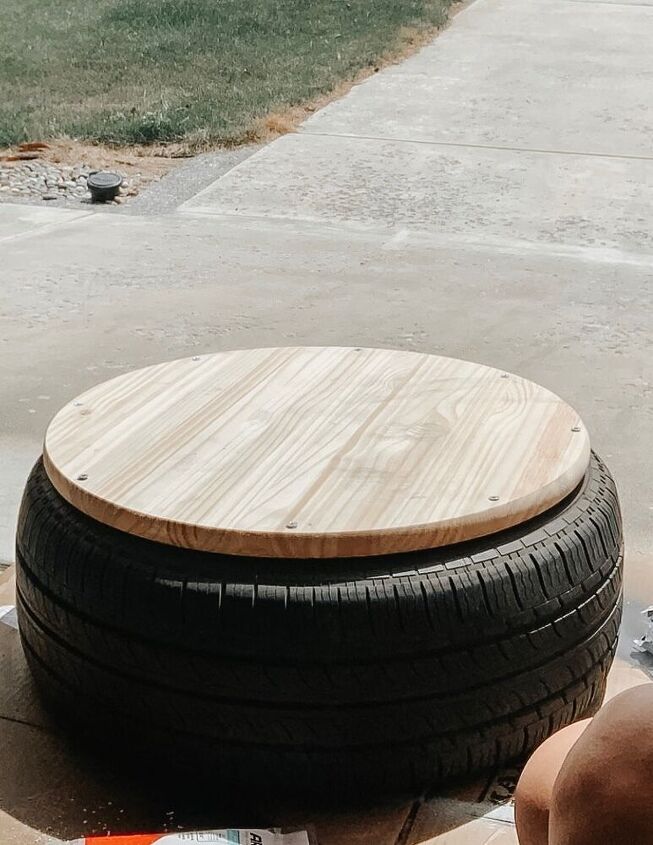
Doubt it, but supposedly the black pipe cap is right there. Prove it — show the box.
[87,171,123,202]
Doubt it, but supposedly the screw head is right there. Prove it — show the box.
[571,425,582,432]
[192,356,201,361]
[488,495,500,502]
[73,401,83,406]
[500,373,509,379]
[286,521,298,529]
[77,473,88,481]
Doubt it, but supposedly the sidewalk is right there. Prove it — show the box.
[1,0,653,841]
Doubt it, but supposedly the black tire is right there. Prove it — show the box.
[16,454,623,801]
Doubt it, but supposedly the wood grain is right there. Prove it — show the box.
[43,347,590,558]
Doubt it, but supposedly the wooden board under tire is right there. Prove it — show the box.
[43,347,590,558]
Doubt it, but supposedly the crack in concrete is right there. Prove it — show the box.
[301,129,653,163]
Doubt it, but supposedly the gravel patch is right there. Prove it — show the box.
[0,160,146,206]
[0,145,260,212]
[0,144,262,215]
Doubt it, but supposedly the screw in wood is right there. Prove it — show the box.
[77,473,88,481]
[286,521,298,529]
[73,401,83,406]
[571,425,581,432]
[500,374,509,379]
[192,356,201,361]
[488,495,500,502]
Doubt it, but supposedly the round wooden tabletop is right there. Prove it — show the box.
[43,347,590,558]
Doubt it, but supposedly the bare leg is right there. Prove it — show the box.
[515,720,591,845]
[549,685,653,844]
[515,684,653,845]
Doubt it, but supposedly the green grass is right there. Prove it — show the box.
[0,0,452,147]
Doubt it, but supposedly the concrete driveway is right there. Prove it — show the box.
[1,0,652,841]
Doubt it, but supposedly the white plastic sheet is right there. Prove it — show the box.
[0,604,18,629]
[633,605,653,655]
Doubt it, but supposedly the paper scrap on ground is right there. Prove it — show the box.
[75,830,310,844]
[0,604,18,629]
[633,606,653,655]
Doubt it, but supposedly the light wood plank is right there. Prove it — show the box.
[43,347,590,558]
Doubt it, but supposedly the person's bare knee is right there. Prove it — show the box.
[515,721,591,845]
[550,685,653,845]
[515,766,550,845]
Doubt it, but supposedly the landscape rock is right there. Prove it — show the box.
[0,159,143,205]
